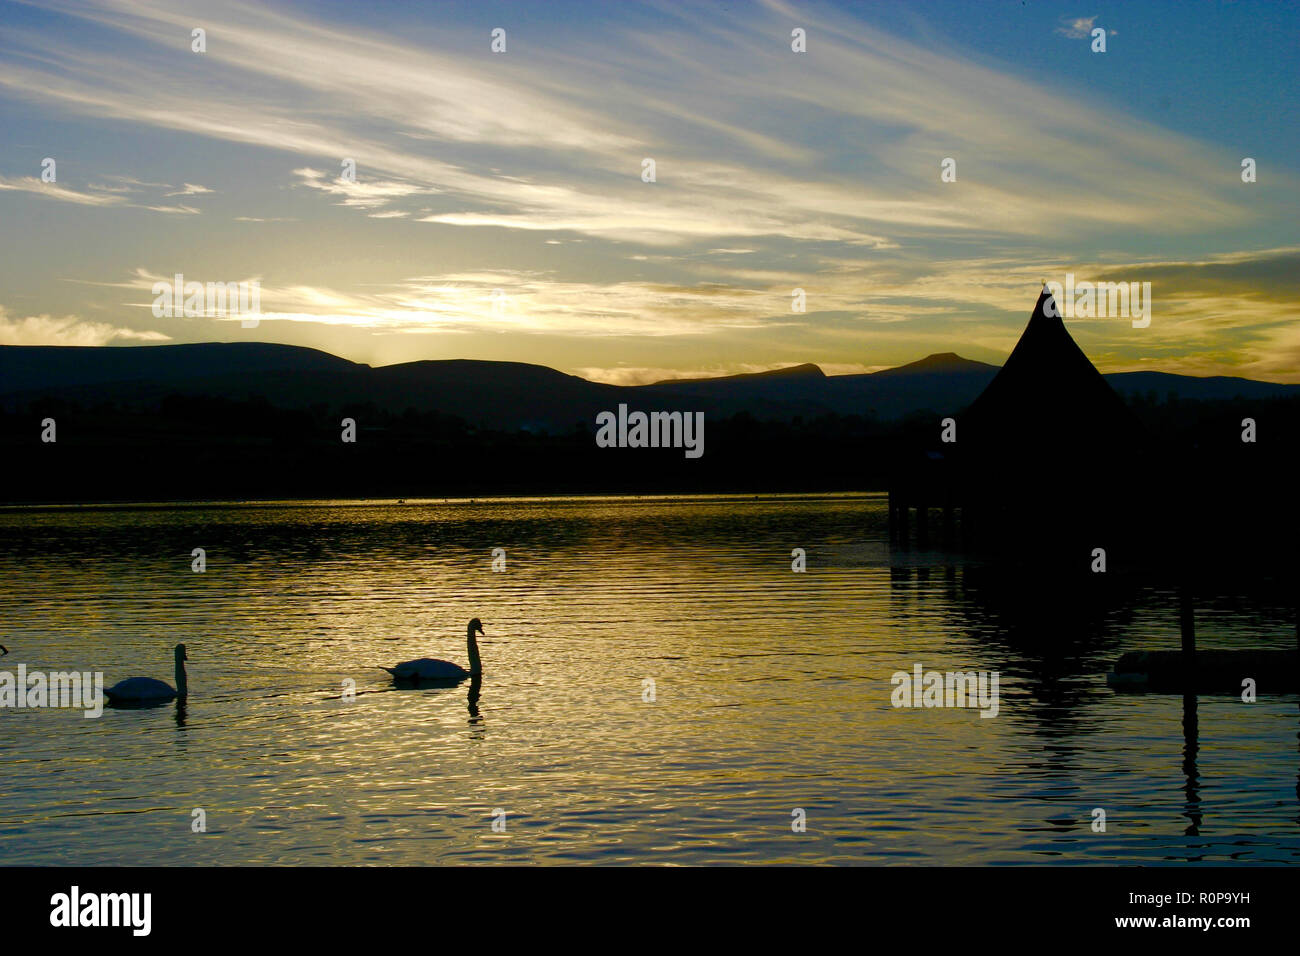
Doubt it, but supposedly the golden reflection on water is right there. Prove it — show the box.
[0,495,1298,864]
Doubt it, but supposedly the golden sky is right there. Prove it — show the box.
[1,0,1297,382]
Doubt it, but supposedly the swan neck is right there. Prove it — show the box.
[467,629,482,676]
[176,659,188,698]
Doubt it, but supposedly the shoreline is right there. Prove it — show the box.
[0,489,889,513]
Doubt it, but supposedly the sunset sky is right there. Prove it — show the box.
[1,0,1297,383]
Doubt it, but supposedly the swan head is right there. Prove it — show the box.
[174,643,188,662]
[0,644,8,657]
[468,618,484,636]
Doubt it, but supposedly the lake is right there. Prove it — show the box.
[1,494,1297,865]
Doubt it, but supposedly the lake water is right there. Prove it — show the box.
[1,494,1298,865]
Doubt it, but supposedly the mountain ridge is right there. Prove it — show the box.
[1,342,1296,430]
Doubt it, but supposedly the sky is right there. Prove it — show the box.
[0,0,1297,383]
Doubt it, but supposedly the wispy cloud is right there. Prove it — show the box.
[0,304,171,346]
[0,172,208,213]
[0,174,125,206]
[164,182,213,197]
[0,0,1264,246]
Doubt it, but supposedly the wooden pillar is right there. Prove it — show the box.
[1180,587,1196,691]
[916,501,928,545]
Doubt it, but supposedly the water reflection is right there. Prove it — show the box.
[1,495,1297,865]
[1182,692,1201,836]
[467,674,484,735]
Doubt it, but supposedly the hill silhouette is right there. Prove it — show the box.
[3,341,1296,431]
[1,336,1298,504]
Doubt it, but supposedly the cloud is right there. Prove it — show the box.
[165,183,213,197]
[1056,16,1098,39]
[0,173,207,213]
[0,174,125,206]
[293,167,429,210]
[574,362,815,386]
[0,305,171,346]
[103,267,797,336]
[1056,15,1115,39]
[0,0,1267,248]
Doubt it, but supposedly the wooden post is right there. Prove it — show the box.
[916,501,928,545]
[1180,587,1196,692]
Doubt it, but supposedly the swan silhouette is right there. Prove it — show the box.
[382,618,483,682]
[105,643,188,704]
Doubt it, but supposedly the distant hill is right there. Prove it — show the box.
[1105,370,1300,402]
[0,342,358,393]
[3,339,1298,504]
[1,342,1296,431]
[649,363,825,385]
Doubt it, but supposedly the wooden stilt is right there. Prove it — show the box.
[1180,587,1196,690]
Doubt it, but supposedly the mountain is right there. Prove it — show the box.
[3,338,1298,504]
[650,363,825,385]
[1,341,1296,432]
[1106,371,1300,402]
[0,341,358,393]
[868,352,991,377]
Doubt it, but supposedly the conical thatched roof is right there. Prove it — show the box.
[964,286,1144,457]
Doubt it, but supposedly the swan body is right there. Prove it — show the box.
[384,618,483,683]
[383,658,470,681]
[105,676,178,702]
[105,644,188,704]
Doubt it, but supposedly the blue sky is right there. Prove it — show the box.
[1,0,1297,382]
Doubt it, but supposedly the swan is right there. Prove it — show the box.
[383,618,483,682]
[0,644,8,657]
[105,643,188,704]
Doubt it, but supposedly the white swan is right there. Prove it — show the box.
[105,643,188,704]
[383,619,483,682]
